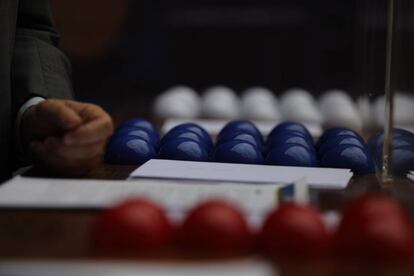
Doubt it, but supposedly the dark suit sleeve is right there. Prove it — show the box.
[11,0,74,117]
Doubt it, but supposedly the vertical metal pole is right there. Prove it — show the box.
[382,0,396,186]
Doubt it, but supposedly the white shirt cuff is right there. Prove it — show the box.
[15,97,45,159]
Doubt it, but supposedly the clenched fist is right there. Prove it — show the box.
[21,99,114,176]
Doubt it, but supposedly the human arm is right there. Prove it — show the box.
[13,0,113,175]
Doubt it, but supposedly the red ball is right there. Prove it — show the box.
[258,202,332,259]
[91,198,174,255]
[177,200,253,255]
[335,194,414,261]
[341,194,408,224]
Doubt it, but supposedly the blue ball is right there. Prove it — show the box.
[105,136,157,165]
[268,122,312,141]
[267,130,313,143]
[374,146,414,176]
[394,128,414,138]
[389,136,414,148]
[265,144,319,167]
[160,131,209,148]
[218,120,262,142]
[368,130,414,155]
[320,145,375,175]
[158,138,209,162]
[318,136,366,158]
[167,123,212,147]
[374,136,414,153]
[119,118,159,139]
[317,128,363,148]
[212,141,264,164]
[112,127,159,146]
[265,133,315,154]
[216,131,262,148]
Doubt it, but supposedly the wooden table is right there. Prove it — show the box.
[1,165,414,275]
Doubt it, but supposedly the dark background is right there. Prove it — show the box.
[50,0,414,118]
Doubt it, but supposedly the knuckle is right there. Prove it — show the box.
[103,118,114,134]
[90,104,110,119]
[44,99,60,109]
[93,104,105,113]
[86,103,102,113]
[43,99,55,106]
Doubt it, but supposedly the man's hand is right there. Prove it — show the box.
[21,99,114,176]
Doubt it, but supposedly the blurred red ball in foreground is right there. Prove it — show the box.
[258,202,331,259]
[341,194,408,223]
[92,198,174,255]
[177,200,253,255]
[335,194,414,261]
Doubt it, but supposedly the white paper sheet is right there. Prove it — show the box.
[130,159,352,189]
[0,259,275,276]
[161,118,323,138]
[0,176,281,227]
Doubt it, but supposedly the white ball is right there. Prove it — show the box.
[202,86,240,119]
[357,96,374,128]
[280,88,322,124]
[319,89,362,130]
[373,96,386,127]
[394,93,414,125]
[153,86,201,119]
[281,88,315,104]
[373,92,414,127]
[241,87,281,120]
[242,87,276,103]
[319,89,353,111]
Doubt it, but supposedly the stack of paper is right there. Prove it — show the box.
[0,259,275,276]
[0,176,282,226]
[130,159,353,190]
[0,159,351,228]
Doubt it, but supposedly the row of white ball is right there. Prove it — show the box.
[153,85,414,131]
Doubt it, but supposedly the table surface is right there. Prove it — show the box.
[1,164,414,275]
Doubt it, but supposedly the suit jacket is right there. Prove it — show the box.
[0,0,73,182]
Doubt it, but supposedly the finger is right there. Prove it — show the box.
[36,100,82,131]
[30,141,103,176]
[44,137,106,160]
[64,101,105,122]
[63,113,113,146]
[31,140,104,167]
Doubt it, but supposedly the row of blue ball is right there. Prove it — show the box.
[210,121,319,167]
[105,118,414,176]
[106,119,317,167]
